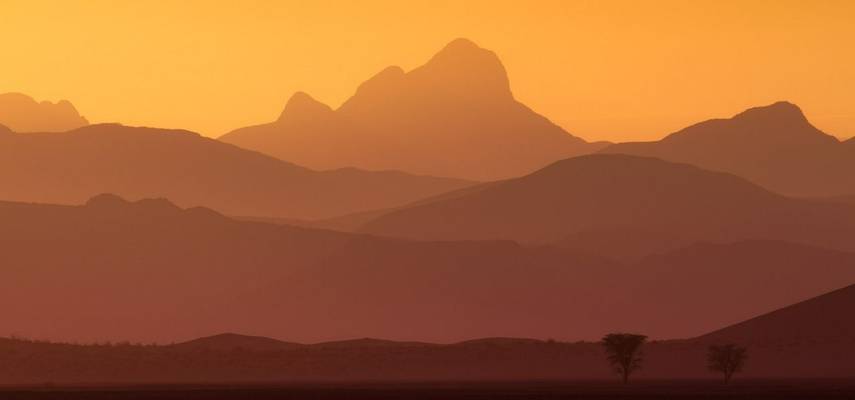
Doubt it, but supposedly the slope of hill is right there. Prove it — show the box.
[0,123,473,219]
[601,102,855,197]
[360,154,855,256]
[699,283,855,345]
[0,92,89,132]
[683,283,855,378]
[2,196,854,344]
[220,39,606,180]
[622,240,855,338]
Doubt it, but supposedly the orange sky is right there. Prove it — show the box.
[1,0,853,142]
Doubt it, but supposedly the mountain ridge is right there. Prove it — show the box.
[601,101,853,197]
[220,38,606,180]
[0,123,474,219]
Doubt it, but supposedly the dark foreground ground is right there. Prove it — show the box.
[2,380,855,400]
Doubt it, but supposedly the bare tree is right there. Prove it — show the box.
[601,333,647,384]
[707,344,747,383]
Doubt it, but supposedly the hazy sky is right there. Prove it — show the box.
[1,0,853,141]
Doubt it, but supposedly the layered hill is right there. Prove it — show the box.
[601,102,855,197]
[2,196,854,343]
[220,39,606,180]
[0,92,89,132]
[359,154,855,258]
[0,124,472,219]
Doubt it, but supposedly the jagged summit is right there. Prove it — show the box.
[84,193,181,215]
[277,91,333,123]
[0,92,89,132]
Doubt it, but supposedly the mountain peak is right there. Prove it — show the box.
[416,38,511,98]
[658,100,838,147]
[727,101,840,144]
[442,37,482,52]
[734,101,807,123]
[277,91,333,123]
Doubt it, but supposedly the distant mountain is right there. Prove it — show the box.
[601,102,855,197]
[0,124,472,219]
[0,92,88,132]
[3,195,854,344]
[221,39,606,180]
[359,154,855,257]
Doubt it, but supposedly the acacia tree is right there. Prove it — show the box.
[707,344,747,383]
[601,333,647,384]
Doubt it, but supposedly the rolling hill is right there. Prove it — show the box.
[0,123,472,219]
[2,195,854,344]
[359,154,855,257]
[220,39,606,180]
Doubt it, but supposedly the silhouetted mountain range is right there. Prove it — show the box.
[220,39,606,180]
[2,195,854,344]
[0,92,88,132]
[602,102,855,197]
[0,123,472,219]
[358,154,855,258]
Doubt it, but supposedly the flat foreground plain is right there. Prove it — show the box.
[2,380,855,400]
